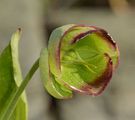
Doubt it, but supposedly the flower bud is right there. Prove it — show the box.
[39,24,119,99]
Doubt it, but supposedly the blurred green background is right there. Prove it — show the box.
[0,0,135,120]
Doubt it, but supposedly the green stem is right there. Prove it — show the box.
[2,58,39,120]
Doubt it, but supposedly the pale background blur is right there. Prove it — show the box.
[0,0,135,120]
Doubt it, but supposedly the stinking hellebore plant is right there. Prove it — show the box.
[0,24,119,120]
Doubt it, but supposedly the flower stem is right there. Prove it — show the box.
[2,58,39,120]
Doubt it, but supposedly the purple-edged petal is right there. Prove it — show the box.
[80,54,113,96]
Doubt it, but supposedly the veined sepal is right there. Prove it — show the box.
[40,48,72,99]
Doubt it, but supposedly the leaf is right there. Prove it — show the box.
[0,29,28,120]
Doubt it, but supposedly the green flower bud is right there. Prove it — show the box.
[39,24,119,99]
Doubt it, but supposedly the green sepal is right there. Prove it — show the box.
[39,48,72,99]
[48,24,75,77]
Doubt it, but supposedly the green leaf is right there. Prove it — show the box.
[0,29,28,120]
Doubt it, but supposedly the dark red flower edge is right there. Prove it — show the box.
[80,53,113,96]
[61,53,113,96]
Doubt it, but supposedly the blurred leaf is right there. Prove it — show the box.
[0,29,28,120]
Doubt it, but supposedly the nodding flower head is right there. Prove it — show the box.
[39,24,119,99]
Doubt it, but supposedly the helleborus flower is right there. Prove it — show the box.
[39,24,119,99]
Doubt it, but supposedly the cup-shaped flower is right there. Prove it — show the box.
[39,24,119,99]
